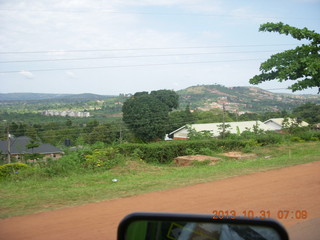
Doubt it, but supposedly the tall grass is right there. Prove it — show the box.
[0,142,319,218]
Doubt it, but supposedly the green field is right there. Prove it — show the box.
[0,142,319,218]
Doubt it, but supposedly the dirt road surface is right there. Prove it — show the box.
[1,161,319,240]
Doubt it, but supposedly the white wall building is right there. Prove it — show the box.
[264,118,309,131]
[169,121,275,140]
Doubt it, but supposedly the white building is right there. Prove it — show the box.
[43,110,90,118]
[168,121,275,140]
[264,118,309,131]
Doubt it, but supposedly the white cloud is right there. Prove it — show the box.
[66,71,76,78]
[19,71,34,79]
[1,0,319,95]
[294,0,320,2]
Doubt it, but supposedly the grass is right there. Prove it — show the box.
[0,142,319,218]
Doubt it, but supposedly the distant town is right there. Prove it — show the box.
[42,110,90,118]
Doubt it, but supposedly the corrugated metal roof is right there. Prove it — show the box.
[0,136,63,155]
[264,118,309,127]
[169,120,279,139]
[189,121,275,136]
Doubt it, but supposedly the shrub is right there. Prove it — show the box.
[185,148,198,155]
[293,130,320,142]
[0,163,29,178]
[310,137,319,141]
[241,139,258,153]
[198,147,215,156]
[131,148,144,160]
[43,153,85,177]
[254,132,283,146]
[84,147,122,169]
[117,139,249,164]
[290,136,304,143]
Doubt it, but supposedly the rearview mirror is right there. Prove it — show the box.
[117,212,289,240]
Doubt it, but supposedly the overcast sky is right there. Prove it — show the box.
[0,0,319,95]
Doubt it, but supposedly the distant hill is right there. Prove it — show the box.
[0,93,114,102]
[1,86,319,115]
[177,84,320,113]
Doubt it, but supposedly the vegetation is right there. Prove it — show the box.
[250,22,320,93]
[0,141,319,218]
[0,163,29,178]
[1,98,319,147]
[292,102,320,124]
[122,90,179,142]
[1,129,319,178]
[1,89,319,218]
[177,84,320,113]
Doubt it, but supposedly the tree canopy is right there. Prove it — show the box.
[292,102,320,124]
[122,90,179,142]
[249,22,320,93]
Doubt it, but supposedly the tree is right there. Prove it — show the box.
[84,123,117,145]
[193,109,233,123]
[250,22,320,93]
[83,120,99,133]
[167,105,195,133]
[122,90,179,142]
[25,139,43,162]
[292,102,320,124]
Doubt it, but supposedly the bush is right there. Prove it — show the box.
[185,148,198,155]
[43,153,86,177]
[241,139,259,153]
[117,139,249,164]
[293,130,320,142]
[0,163,29,178]
[290,136,304,143]
[131,148,144,160]
[198,147,215,156]
[254,132,284,146]
[84,147,122,170]
[310,137,319,141]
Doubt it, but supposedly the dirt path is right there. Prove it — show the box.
[1,161,319,240]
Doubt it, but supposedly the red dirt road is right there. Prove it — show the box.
[1,161,320,240]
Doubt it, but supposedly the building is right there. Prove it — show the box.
[263,118,309,131]
[43,110,90,117]
[0,136,64,162]
[168,121,275,140]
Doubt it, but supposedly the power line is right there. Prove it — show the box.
[0,58,266,74]
[0,8,317,21]
[264,88,291,91]
[0,50,282,64]
[0,44,298,55]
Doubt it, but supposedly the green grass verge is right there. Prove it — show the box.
[0,142,319,218]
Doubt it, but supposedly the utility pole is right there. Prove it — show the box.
[119,124,123,144]
[235,109,239,122]
[222,103,226,139]
[7,125,11,164]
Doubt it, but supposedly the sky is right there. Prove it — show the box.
[0,0,319,95]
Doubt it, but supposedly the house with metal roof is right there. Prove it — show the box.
[168,121,276,140]
[0,136,64,162]
[263,118,309,131]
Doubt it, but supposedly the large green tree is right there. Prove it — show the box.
[122,90,179,142]
[292,102,320,124]
[250,22,320,93]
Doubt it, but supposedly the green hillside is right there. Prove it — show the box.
[178,84,320,113]
[1,86,319,118]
